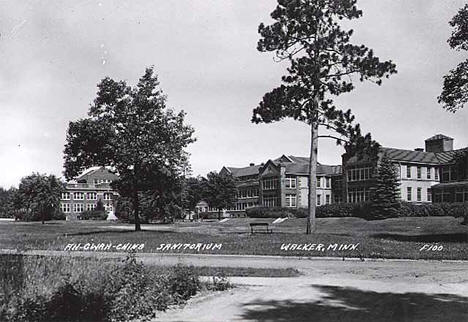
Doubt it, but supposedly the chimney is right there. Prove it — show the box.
[414,148,424,152]
[425,134,454,152]
[249,163,255,167]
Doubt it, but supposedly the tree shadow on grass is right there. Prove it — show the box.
[241,285,468,322]
[65,229,175,236]
[371,233,468,242]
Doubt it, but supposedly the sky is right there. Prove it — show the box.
[0,0,467,188]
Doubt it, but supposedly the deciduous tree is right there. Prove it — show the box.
[252,0,396,233]
[202,172,237,220]
[17,173,64,223]
[438,4,468,112]
[64,67,195,231]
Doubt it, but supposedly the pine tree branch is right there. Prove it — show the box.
[317,135,349,143]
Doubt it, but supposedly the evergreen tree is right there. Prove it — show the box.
[253,0,396,233]
[370,155,400,219]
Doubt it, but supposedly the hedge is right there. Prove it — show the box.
[245,202,468,221]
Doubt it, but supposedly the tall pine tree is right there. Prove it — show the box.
[253,0,397,233]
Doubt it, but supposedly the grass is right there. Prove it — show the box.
[1,216,468,260]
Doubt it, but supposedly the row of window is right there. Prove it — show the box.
[94,179,113,184]
[237,188,259,199]
[284,193,331,207]
[433,190,468,203]
[405,165,439,180]
[262,178,278,190]
[61,203,113,213]
[61,192,113,201]
[264,176,331,190]
[347,167,372,182]
[347,188,371,203]
[406,187,431,202]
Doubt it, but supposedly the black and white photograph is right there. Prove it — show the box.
[1,1,468,321]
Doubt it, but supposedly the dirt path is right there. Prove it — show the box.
[155,260,468,321]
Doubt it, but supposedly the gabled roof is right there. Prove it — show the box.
[76,167,102,180]
[435,148,468,164]
[226,165,262,177]
[223,155,341,178]
[425,134,453,141]
[382,148,440,164]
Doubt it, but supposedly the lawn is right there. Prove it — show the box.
[1,216,468,260]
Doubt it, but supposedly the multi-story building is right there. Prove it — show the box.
[342,134,468,204]
[216,155,341,214]
[60,167,119,220]
[199,134,466,216]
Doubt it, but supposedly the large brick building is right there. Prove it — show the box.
[60,167,119,220]
[216,155,341,214]
[202,134,467,216]
[342,134,468,204]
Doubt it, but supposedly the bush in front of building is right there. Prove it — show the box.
[245,207,294,218]
[78,210,108,220]
[246,202,468,220]
[397,202,466,218]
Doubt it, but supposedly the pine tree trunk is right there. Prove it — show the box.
[306,120,318,234]
[133,191,141,231]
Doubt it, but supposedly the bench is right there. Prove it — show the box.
[250,222,272,234]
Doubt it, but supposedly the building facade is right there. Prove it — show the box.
[60,167,119,220]
[342,134,468,204]
[214,155,341,214]
[199,134,467,216]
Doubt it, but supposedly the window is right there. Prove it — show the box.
[317,177,321,188]
[61,203,71,213]
[317,194,321,206]
[285,176,296,189]
[326,178,331,188]
[262,178,278,190]
[417,167,421,179]
[326,195,330,204]
[427,167,432,180]
[86,192,97,200]
[441,167,451,182]
[347,188,369,203]
[263,197,277,207]
[417,187,422,201]
[73,203,84,213]
[406,166,411,178]
[73,192,84,200]
[61,192,70,200]
[407,187,412,201]
[435,168,439,180]
[347,167,372,182]
[427,188,432,202]
[103,193,112,200]
[86,203,96,211]
[285,194,296,207]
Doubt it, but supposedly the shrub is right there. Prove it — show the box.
[167,265,201,302]
[0,254,209,322]
[79,210,108,220]
[246,202,468,221]
[245,207,294,218]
